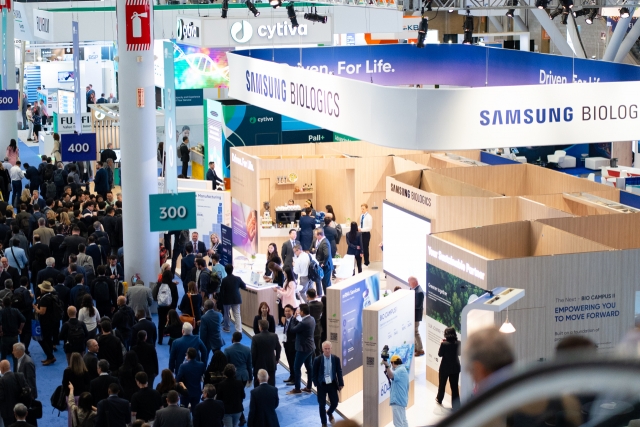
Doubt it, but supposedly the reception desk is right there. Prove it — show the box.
[239,283,279,328]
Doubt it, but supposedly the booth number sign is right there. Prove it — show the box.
[148,192,197,232]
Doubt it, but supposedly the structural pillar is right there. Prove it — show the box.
[0,10,17,149]
[115,0,158,284]
[614,15,640,62]
[603,8,635,62]
[488,16,504,32]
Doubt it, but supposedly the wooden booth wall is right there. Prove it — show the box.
[523,192,622,216]
[92,115,121,159]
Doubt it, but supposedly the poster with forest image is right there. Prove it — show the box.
[425,263,485,371]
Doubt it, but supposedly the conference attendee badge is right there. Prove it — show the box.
[325,375,332,384]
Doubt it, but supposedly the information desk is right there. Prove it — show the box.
[238,282,280,328]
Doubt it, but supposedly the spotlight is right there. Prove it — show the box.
[425,0,432,11]
[245,0,260,16]
[304,8,328,23]
[506,0,517,18]
[286,2,299,27]
[448,8,454,12]
[585,8,599,24]
[270,0,282,7]
[561,11,568,23]
[416,16,428,48]
[463,11,473,44]
[535,0,548,9]
[221,0,228,18]
[620,6,630,17]
[549,5,563,19]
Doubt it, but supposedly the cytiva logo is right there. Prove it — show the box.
[249,116,273,124]
[257,21,308,39]
[231,20,253,44]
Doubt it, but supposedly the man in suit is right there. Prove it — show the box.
[35,257,58,290]
[194,384,224,427]
[280,229,299,270]
[130,372,162,422]
[187,232,206,258]
[179,137,190,179]
[32,218,54,247]
[95,383,130,427]
[28,235,50,286]
[97,320,123,371]
[206,162,223,189]
[169,323,207,374]
[59,227,86,267]
[131,330,159,387]
[9,403,36,427]
[153,390,192,427]
[223,332,252,385]
[0,360,28,426]
[287,304,316,395]
[219,264,246,333]
[83,339,100,381]
[314,229,333,296]
[101,207,118,251]
[12,343,36,400]
[49,226,66,268]
[306,289,324,357]
[248,369,280,427]
[90,266,117,319]
[85,236,105,270]
[251,319,281,387]
[90,359,121,405]
[179,243,196,292]
[409,276,425,357]
[312,341,344,427]
[131,309,157,347]
[176,347,206,410]
[2,258,20,290]
[93,162,110,199]
[282,305,297,384]
[23,163,41,197]
[126,280,153,321]
[106,255,124,284]
[199,299,224,363]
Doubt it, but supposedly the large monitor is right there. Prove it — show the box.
[382,200,431,284]
[58,71,75,83]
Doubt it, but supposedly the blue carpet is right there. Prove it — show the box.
[30,276,341,427]
[554,167,594,177]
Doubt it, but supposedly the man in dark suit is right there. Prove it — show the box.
[176,347,206,410]
[280,229,299,270]
[223,332,252,384]
[282,305,297,384]
[180,244,196,293]
[90,359,121,405]
[306,289,323,357]
[248,369,280,427]
[106,256,124,284]
[1,258,20,290]
[93,162,110,199]
[8,403,36,427]
[186,232,206,257]
[101,207,118,250]
[287,304,316,395]
[85,236,105,270]
[97,320,123,371]
[313,229,333,296]
[219,264,247,333]
[251,319,281,388]
[409,276,426,357]
[194,384,224,427]
[12,343,36,400]
[49,227,66,268]
[131,310,157,347]
[312,341,344,427]
[179,137,190,179]
[0,360,28,426]
[206,162,223,189]
[83,339,100,381]
[95,383,130,427]
[131,330,159,387]
[28,236,50,288]
[58,227,86,267]
[23,163,41,197]
[199,300,224,362]
[152,390,191,427]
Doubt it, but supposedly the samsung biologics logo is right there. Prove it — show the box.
[176,18,200,41]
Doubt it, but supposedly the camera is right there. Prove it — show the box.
[381,345,390,362]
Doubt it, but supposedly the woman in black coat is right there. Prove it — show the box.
[345,221,363,274]
[298,208,316,251]
[436,327,461,410]
[216,364,246,427]
[118,351,144,401]
[252,302,276,334]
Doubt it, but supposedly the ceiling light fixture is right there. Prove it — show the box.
[499,307,516,334]
[620,6,630,17]
[286,2,299,27]
[416,16,428,48]
[246,0,260,17]
[304,6,328,24]
[221,0,229,18]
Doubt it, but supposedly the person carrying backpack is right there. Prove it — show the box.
[153,271,178,345]
[52,163,67,199]
[59,305,89,364]
[90,267,117,319]
[34,281,63,365]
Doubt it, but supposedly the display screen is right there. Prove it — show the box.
[58,71,75,83]
[174,43,232,90]
[382,201,431,284]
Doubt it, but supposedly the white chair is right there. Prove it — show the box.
[547,150,576,169]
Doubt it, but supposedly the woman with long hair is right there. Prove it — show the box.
[19,189,31,212]
[274,266,299,322]
[215,364,246,427]
[5,139,19,166]
[208,233,220,257]
[179,281,203,331]
[325,205,337,226]
[59,211,72,235]
[67,383,96,427]
[204,350,228,386]
[164,309,183,349]
[117,351,144,400]
[252,302,276,335]
[62,352,90,427]
[436,327,461,410]
[32,107,42,140]
[155,368,188,407]
[153,270,179,345]
[345,221,363,275]
[267,262,284,287]
[78,294,100,339]
[263,243,281,279]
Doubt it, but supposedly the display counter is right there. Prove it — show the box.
[239,282,279,328]
[39,132,55,157]
[190,149,204,180]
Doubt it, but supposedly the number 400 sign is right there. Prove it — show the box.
[148,192,197,232]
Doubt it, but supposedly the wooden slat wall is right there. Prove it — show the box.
[433,164,528,195]
[523,165,616,195]
[240,144,316,157]
[514,197,574,221]
[93,116,120,159]
[522,194,619,216]
[423,171,502,197]
[392,156,429,175]
[529,222,614,256]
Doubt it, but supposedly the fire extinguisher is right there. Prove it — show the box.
[131,11,148,38]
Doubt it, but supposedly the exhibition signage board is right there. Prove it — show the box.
[193,189,229,249]
[234,44,640,87]
[204,99,224,181]
[163,40,178,194]
[1,8,6,90]
[60,133,97,162]
[220,224,232,266]
[231,197,257,255]
[176,14,333,47]
[57,113,92,134]
[72,21,81,131]
[33,9,53,41]
[228,52,640,150]
[0,90,19,110]
[149,191,197,232]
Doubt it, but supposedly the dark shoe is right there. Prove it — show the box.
[52,346,57,351]
[222,329,231,333]
[322,425,328,427]
[42,358,56,366]
[286,389,302,395]
[239,413,246,426]
[415,350,425,356]
[301,387,312,393]
[283,377,293,383]
[328,414,335,424]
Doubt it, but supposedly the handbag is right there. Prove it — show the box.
[179,294,196,328]
[29,400,43,419]
[31,318,43,342]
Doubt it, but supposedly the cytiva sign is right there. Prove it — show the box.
[33,9,53,41]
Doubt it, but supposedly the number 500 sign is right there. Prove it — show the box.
[149,192,197,232]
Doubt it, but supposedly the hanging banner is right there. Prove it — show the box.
[60,133,97,162]
[1,8,7,90]
[163,41,178,194]
[72,21,82,133]
[125,0,151,51]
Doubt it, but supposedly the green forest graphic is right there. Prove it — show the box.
[426,264,485,332]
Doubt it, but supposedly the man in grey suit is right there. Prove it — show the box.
[126,279,153,319]
[280,229,300,270]
[153,390,192,427]
[12,343,36,400]
[223,332,252,386]
[286,304,316,395]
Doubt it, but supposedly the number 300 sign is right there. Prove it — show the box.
[149,192,196,232]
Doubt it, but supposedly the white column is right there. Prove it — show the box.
[488,16,504,32]
[116,0,158,283]
[614,15,640,62]
[0,11,17,149]
[603,8,635,62]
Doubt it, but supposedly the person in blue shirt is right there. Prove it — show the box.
[6,239,27,276]
[176,347,206,411]
[382,355,409,427]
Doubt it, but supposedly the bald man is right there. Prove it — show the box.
[60,305,89,363]
[0,359,29,425]
[408,276,425,357]
[111,295,136,350]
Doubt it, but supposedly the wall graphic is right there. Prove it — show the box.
[231,197,257,254]
[174,43,231,90]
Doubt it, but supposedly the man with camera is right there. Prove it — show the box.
[382,355,409,427]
